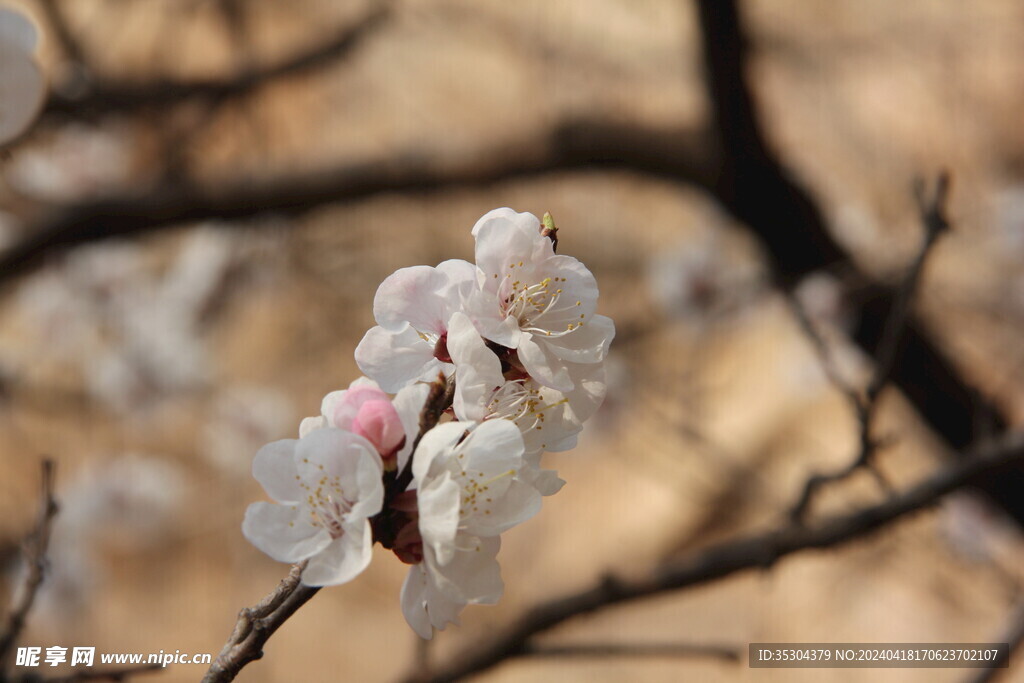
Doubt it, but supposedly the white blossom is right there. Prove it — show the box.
[464,208,614,392]
[243,428,384,586]
[355,260,476,392]
[400,419,540,636]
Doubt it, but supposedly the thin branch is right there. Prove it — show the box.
[520,641,740,663]
[202,561,320,683]
[0,119,712,288]
[964,600,1024,683]
[41,1,393,120]
[788,174,953,521]
[0,460,58,673]
[411,431,1024,683]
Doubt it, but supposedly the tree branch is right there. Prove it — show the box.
[0,460,58,673]
[202,561,320,683]
[412,431,1024,683]
[789,174,952,521]
[41,1,393,120]
[0,119,712,287]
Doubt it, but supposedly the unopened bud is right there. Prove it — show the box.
[541,212,558,252]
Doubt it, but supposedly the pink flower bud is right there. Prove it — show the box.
[351,399,405,463]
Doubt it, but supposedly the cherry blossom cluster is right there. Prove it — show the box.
[0,6,44,146]
[243,209,614,637]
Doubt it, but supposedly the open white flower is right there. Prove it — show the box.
[355,260,476,392]
[446,312,606,494]
[464,208,614,392]
[243,428,383,586]
[400,535,502,639]
[0,7,44,145]
[399,419,540,636]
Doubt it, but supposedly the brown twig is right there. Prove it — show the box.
[410,430,1024,683]
[0,119,710,288]
[788,174,953,522]
[41,1,393,121]
[0,460,59,673]
[202,561,320,683]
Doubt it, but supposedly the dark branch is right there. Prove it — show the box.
[789,174,952,521]
[691,0,1021,524]
[202,561,320,683]
[0,460,58,673]
[413,431,1024,683]
[0,120,712,288]
[41,1,392,120]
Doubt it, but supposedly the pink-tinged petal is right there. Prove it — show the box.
[518,335,574,392]
[242,502,331,563]
[252,439,303,504]
[355,325,436,393]
[300,520,373,586]
[400,566,434,639]
[551,314,615,364]
[373,266,450,334]
[351,399,405,457]
[447,312,503,422]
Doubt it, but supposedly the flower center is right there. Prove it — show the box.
[499,273,585,337]
[485,380,567,433]
[298,470,353,540]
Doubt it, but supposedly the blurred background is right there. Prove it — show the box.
[2,0,1024,681]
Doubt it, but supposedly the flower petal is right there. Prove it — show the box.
[355,325,437,393]
[518,334,574,392]
[400,565,435,639]
[242,502,331,563]
[448,312,503,422]
[300,520,373,586]
[252,439,303,504]
[550,314,615,364]
[373,265,451,334]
